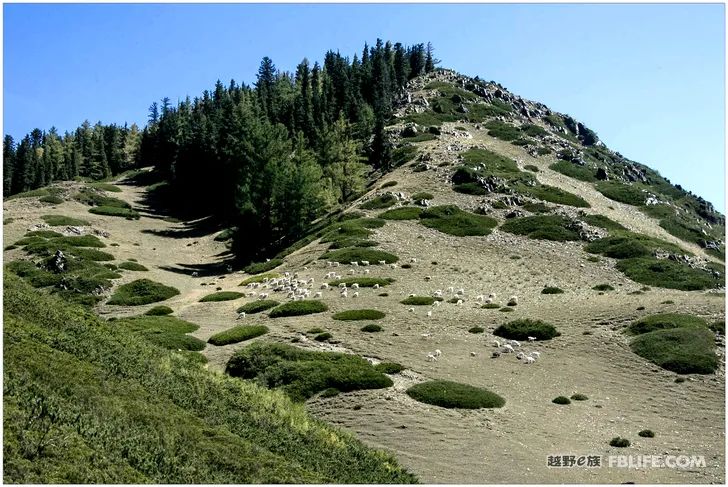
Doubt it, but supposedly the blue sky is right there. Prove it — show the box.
[4,3,725,207]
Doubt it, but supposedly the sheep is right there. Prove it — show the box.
[307,277,315,284]
[373,283,380,289]
[378,260,386,265]
[484,298,493,304]
[360,260,370,266]
[340,291,348,298]
[364,269,370,274]
[352,291,359,298]
[424,275,432,281]
[516,352,525,360]
[350,261,359,266]
[352,283,360,289]
[421,333,432,338]
[493,340,501,348]
[426,353,437,362]
[408,293,416,297]
[488,293,497,299]
[314,291,323,298]
[433,290,443,297]
[530,351,541,359]
[528,336,536,342]
[433,301,441,307]
[426,311,432,317]
[491,351,501,358]
[389,263,398,269]
[236,312,246,320]
[525,356,536,364]
[258,293,269,300]
[334,262,341,267]
[507,295,518,306]
[191,271,199,277]
[284,272,291,278]
[320,283,329,290]
[476,295,485,302]
[456,299,464,306]
[327,261,333,267]
[410,257,417,263]
[510,340,521,348]
[502,344,515,353]
[434,349,442,357]
[447,286,454,293]
[470,351,477,357]
[456,288,465,295]
[348,269,356,275]
[338,283,347,288]
[408,307,415,312]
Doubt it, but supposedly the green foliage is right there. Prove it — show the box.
[306,327,325,334]
[199,291,245,302]
[484,120,521,141]
[411,191,434,201]
[332,309,386,321]
[391,144,418,167]
[521,124,548,137]
[89,206,140,219]
[225,342,393,402]
[406,380,505,409]
[319,218,385,248]
[361,324,383,333]
[552,396,571,405]
[570,393,588,401]
[116,315,199,334]
[314,332,333,342]
[237,300,280,314]
[268,300,328,318]
[630,327,718,374]
[381,181,397,188]
[709,321,725,334]
[592,284,615,291]
[596,181,646,206]
[321,247,398,264]
[118,261,149,271]
[145,305,174,316]
[402,133,437,143]
[638,429,655,438]
[243,259,283,274]
[582,214,626,231]
[328,277,394,287]
[499,307,514,312]
[400,296,440,305]
[616,257,721,291]
[482,303,501,309]
[609,437,631,448]
[379,206,423,220]
[500,215,582,241]
[549,161,597,182]
[522,184,590,208]
[523,164,539,172]
[401,110,460,127]
[374,362,404,374]
[25,230,63,238]
[419,205,497,236]
[74,189,131,208]
[585,231,685,258]
[628,313,708,335]
[360,194,398,210]
[494,319,561,340]
[542,287,564,294]
[468,326,485,333]
[208,325,269,346]
[39,194,64,204]
[107,279,180,306]
[214,228,236,241]
[89,182,122,192]
[239,272,282,286]
[319,388,340,398]
[41,215,89,226]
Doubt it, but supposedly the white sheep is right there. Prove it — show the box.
[348,269,356,275]
[373,283,380,289]
[528,336,536,342]
[488,293,496,299]
[426,353,437,362]
[360,260,370,266]
[447,286,454,293]
[434,290,443,297]
[334,262,341,267]
[421,333,432,338]
[321,283,329,290]
[484,298,493,304]
[433,301,441,307]
[510,340,521,347]
[314,292,323,298]
[456,288,465,295]
[352,291,359,298]
[352,283,360,289]
[389,263,398,269]
[364,269,370,274]
[525,356,536,364]
[434,349,442,357]
[410,257,417,263]
[493,340,501,348]
[531,351,541,359]
[424,275,432,281]
[258,293,269,300]
[502,344,515,353]
[456,299,464,306]
[470,351,477,357]
[192,271,199,277]
[237,312,246,320]
[507,295,518,306]
[408,307,415,312]
[351,261,359,266]
[378,260,386,265]
[327,261,333,267]
[476,295,485,302]
[516,352,525,360]
[426,311,432,317]
[340,291,348,298]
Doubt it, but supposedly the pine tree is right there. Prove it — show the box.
[3,135,15,197]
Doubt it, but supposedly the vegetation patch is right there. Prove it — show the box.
[628,313,707,335]
[638,429,655,438]
[499,307,514,312]
[522,202,551,214]
[239,272,282,286]
[225,342,393,402]
[570,393,588,401]
[411,191,434,201]
[237,300,280,314]
[360,194,398,210]
[361,324,383,332]
[406,380,505,409]
[41,214,89,226]
[616,258,721,291]
[314,332,333,342]
[329,277,394,288]
[214,228,236,241]
[118,261,149,271]
[419,205,497,236]
[582,214,626,231]
[592,284,614,291]
[484,120,522,141]
[208,325,269,346]
[89,205,140,219]
[107,278,180,306]
[482,303,501,309]
[243,259,283,274]
[709,321,725,334]
[468,326,485,334]
[332,309,386,321]
[552,396,571,405]
[89,182,122,192]
[145,305,174,316]
[494,319,561,341]
[375,362,404,374]
[630,327,717,374]
[542,286,564,294]
[500,215,582,241]
[549,161,597,182]
[39,194,64,204]
[596,181,646,206]
[523,184,590,208]
[401,296,440,305]
[115,315,205,351]
[199,291,245,302]
[380,206,423,220]
[381,181,397,188]
[585,231,685,259]
[321,247,398,264]
[268,300,328,318]
[609,437,631,448]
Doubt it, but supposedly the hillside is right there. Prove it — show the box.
[3,68,725,484]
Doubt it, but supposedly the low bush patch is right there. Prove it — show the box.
[638,429,655,438]
[592,284,614,291]
[630,327,717,374]
[243,259,283,274]
[500,215,582,242]
[482,303,501,309]
[616,257,721,291]
[406,380,505,409]
[499,307,514,312]
[494,319,561,340]
[237,300,280,314]
[411,191,434,201]
[361,324,383,332]
[360,194,398,210]
[321,247,399,264]
[41,214,89,226]
[596,181,645,206]
[39,194,64,204]
[468,326,485,334]
[570,393,588,401]
[328,277,394,288]
[119,261,149,271]
[375,362,404,374]
[89,182,122,192]
[381,181,397,188]
[582,214,626,231]
[314,332,333,342]
[552,396,571,405]
[549,161,597,182]
[628,313,707,335]
[379,206,423,220]
[208,325,269,346]
[523,184,590,208]
[145,305,174,316]
[214,228,236,241]
[419,205,497,237]
[609,437,630,448]
[89,206,140,219]
[107,279,180,306]
[117,315,199,334]
[269,300,328,318]
[401,296,440,305]
[585,231,685,259]
[239,272,282,286]
[200,291,245,302]
[332,309,386,321]
[542,287,564,294]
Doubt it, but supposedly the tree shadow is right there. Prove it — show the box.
[140,215,223,239]
[158,259,237,278]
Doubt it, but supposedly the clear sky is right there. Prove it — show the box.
[4,3,725,208]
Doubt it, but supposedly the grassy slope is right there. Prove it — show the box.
[3,271,416,484]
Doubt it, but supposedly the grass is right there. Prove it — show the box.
[332,309,386,321]
[596,181,646,206]
[522,184,590,208]
[237,300,280,314]
[419,205,497,237]
[314,332,333,342]
[208,325,269,346]
[39,194,64,204]
[582,214,626,231]
[243,259,283,274]
[321,247,399,264]
[406,380,505,409]
[468,326,485,334]
[225,342,393,402]
[630,327,718,374]
[268,300,328,318]
[494,319,561,340]
[306,327,326,334]
[360,194,398,210]
[609,437,631,448]
[89,206,141,219]
[199,291,245,302]
[374,362,404,374]
[549,161,597,182]
[542,286,564,294]
[114,315,205,352]
[25,230,64,238]
[328,277,394,288]
[239,272,282,286]
[616,257,721,291]
[118,261,149,271]
[6,187,52,199]
[41,214,89,226]
[592,284,615,291]
[411,191,434,201]
[500,215,582,242]
[107,279,180,306]
[4,273,414,483]
[401,296,440,305]
[585,231,686,259]
[628,313,708,335]
[361,324,383,332]
[484,120,522,141]
[145,305,174,316]
[89,182,122,192]
[379,207,423,220]
[552,396,571,405]
[709,321,725,334]
[638,430,655,438]
[570,393,589,401]
[74,189,131,208]
[391,143,418,167]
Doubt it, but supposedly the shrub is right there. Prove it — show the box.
[41,214,89,226]
[552,396,571,405]
[522,184,590,208]
[225,342,393,402]
[268,300,328,318]
[494,319,561,340]
[145,305,174,316]
[118,315,199,334]
[89,206,140,219]
[321,248,399,264]
[320,388,340,398]
[360,194,398,210]
[89,182,122,192]
[411,191,434,201]
[208,325,269,346]
[214,228,236,241]
[499,307,514,312]
[581,214,626,231]
[243,259,283,274]
[628,313,707,335]
[468,326,485,334]
[401,296,440,305]
[400,264,412,269]
[484,120,521,141]
[549,161,597,182]
[616,257,721,291]
[361,324,383,332]
[307,327,326,334]
[74,189,131,208]
[140,330,206,351]
[638,429,655,438]
[630,327,718,374]
[419,205,497,237]
[199,291,245,302]
[375,362,404,374]
[403,133,437,143]
[107,279,180,306]
[381,181,397,188]
[482,303,501,309]
[328,277,394,288]
[406,380,505,409]
[542,287,564,294]
[25,230,64,238]
[709,321,725,334]
[609,437,630,448]
[239,272,282,286]
[500,215,582,242]
[39,194,64,204]
[570,393,588,401]
[378,292,389,297]
[522,202,551,214]
[379,206,423,220]
[237,300,280,314]
[332,309,386,321]
[592,284,614,291]
[119,261,149,271]
[596,181,645,206]
[391,143,418,166]
[585,231,685,259]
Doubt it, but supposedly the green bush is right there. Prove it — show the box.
[118,261,149,271]
[243,259,283,274]
[7,187,51,199]
[74,189,131,208]
[524,164,539,172]
[145,305,174,316]
[401,296,440,306]
[499,307,514,312]
[616,257,721,291]
[628,313,707,335]
[585,231,685,259]
[117,315,199,334]
[494,319,561,340]
[381,181,397,188]
[89,206,140,219]
[482,303,501,309]
[269,300,329,318]
[208,325,269,346]
[107,279,180,306]
[484,120,521,141]
[592,284,615,291]
[549,161,597,182]
[542,287,564,294]
[320,387,340,398]
[361,324,383,333]
[25,230,63,238]
[360,194,398,210]
[199,291,244,302]
[214,228,236,241]
[314,332,333,342]
[139,330,206,351]
[239,272,281,286]
[321,248,399,264]
[328,277,394,288]
[552,396,571,405]
[402,133,437,143]
[522,184,590,208]
[391,143,418,166]
[39,194,64,204]
[596,181,645,206]
[582,214,626,231]
[500,215,582,241]
[570,393,588,401]
[374,362,404,374]
[332,309,386,321]
[307,327,325,334]
[709,321,725,334]
[411,191,434,201]
[41,214,89,226]
[609,437,630,448]
[89,182,122,192]
[630,327,717,374]
[237,300,280,314]
[225,342,393,402]
[638,429,655,438]
[379,207,423,220]
[468,326,485,334]
[419,205,497,237]
[406,380,505,409]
